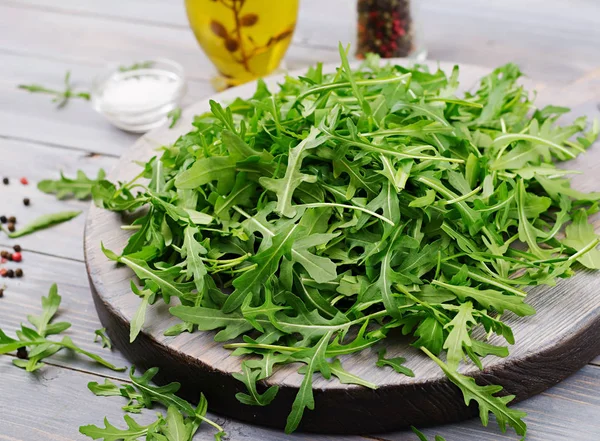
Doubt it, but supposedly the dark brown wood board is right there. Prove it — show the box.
[84,62,600,434]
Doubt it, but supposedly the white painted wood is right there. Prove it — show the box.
[0,4,339,83]
[0,52,213,155]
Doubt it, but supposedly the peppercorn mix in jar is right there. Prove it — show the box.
[357,0,415,58]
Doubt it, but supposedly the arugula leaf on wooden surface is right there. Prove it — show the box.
[38,169,106,200]
[0,284,124,372]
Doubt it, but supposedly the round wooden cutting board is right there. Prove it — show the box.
[84,60,600,434]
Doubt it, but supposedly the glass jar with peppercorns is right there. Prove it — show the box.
[356,0,425,60]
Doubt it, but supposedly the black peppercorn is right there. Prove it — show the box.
[15,268,23,278]
[6,269,14,278]
[23,198,30,206]
[13,245,21,252]
[16,347,28,360]
[7,223,15,233]
[0,215,6,224]
[2,177,8,185]
[7,216,16,224]
[0,251,8,258]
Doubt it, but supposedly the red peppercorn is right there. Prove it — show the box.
[20,177,28,185]
[0,268,6,277]
[12,252,22,262]
[0,258,5,264]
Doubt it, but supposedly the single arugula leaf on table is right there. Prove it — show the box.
[94,328,113,349]
[18,71,90,107]
[0,284,124,372]
[38,169,106,200]
[2,210,81,238]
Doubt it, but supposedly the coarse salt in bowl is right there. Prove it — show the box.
[91,58,186,133]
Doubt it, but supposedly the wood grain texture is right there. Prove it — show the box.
[1,355,599,441]
[0,52,211,156]
[0,359,370,441]
[0,4,339,83]
[84,62,600,433]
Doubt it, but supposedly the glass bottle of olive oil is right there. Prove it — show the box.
[185,0,299,89]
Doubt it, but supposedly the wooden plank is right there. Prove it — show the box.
[4,0,600,85]
[0,360,369,441]
[1,0,188,27]
[0,138,117,260]
[0,52,212,155]
[0,4,339,83]
[1,356,599,440]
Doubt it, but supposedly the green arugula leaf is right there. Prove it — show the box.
[329,358,378,389]
[259,127,327,217]
[443,302,476,369]
[423,347,527,438]
[38,169,106,200]
[19,71,90,107]
[5,210,81,238]
[94,328,113,349]
[563,209,600,269]
[376,349,415,377]
[433,280,535,317]
[224,224,300,312]
[233,362,279,406]
[285,331,332,433]
[80,415,162,441]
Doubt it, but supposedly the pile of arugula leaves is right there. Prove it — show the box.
[41,44,600,439]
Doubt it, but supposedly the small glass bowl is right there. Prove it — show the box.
[91,58,186,133]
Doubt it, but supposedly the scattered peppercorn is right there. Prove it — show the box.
[0,215,6,224]
[23,198,30,206]
[0,269,6,277]
[15,268,23,278]
[0,288,4,298]
[20,177,29,185]
[12,252,22,263]
[0,258,6,264]
[6,269,14,278]
[2,177,8,185]
[13,245,21,252]
[7,223,15,233]
[16,347,28,360]
[7,216,16,224]
[0,251,8,258]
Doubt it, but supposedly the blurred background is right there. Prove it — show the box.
[1,0,598,143]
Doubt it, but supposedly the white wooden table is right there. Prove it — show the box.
[0,1,599,440]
